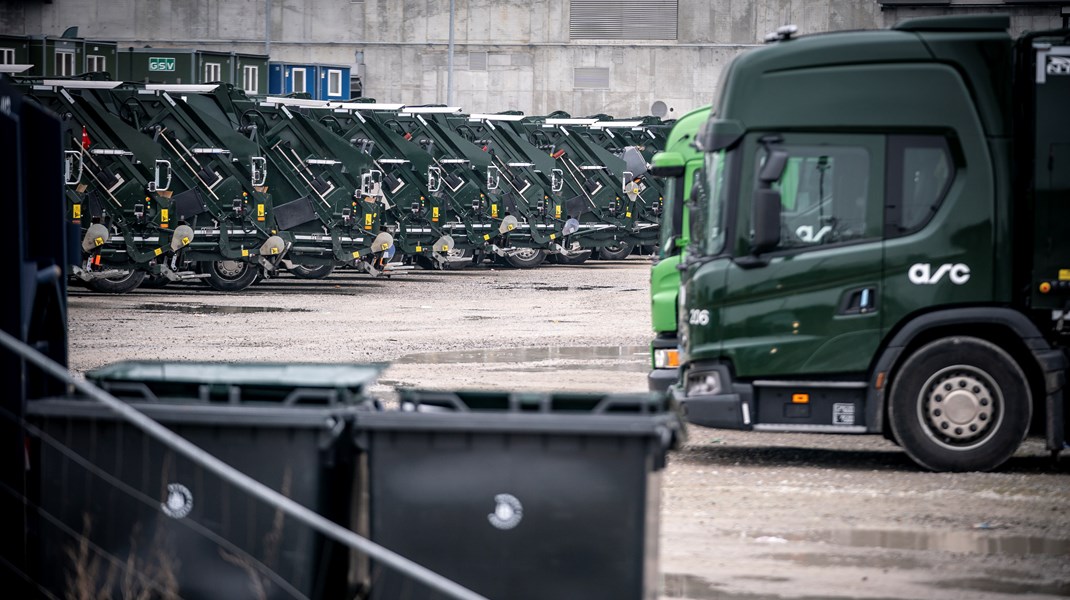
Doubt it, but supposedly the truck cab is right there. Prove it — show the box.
[675,15,1069,471]
[648,106,711,391]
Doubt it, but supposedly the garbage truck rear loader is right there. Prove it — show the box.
[675,15,1069,472]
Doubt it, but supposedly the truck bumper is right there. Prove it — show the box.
[648,367,679,393]
[671,362,753,430]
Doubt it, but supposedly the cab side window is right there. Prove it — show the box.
[885,136,953,236]
[766,145,873,250]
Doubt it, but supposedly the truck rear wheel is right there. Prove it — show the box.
[888,336,1031,472]
[596,241,633,260]
[289,264,335,279]
[504,248,546,269]
[203,260,259,292]
[86,269,146,294]
[551,250,591,265]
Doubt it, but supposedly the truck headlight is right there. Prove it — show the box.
[653,348,680,369]
[686,371,722,397]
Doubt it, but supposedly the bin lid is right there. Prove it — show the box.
[357,389,685,446]
[88,361,383,388]
[28,398,355,428]
[87,362,384,406]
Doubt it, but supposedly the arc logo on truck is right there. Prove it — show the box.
[908,263,971,285]
[1048,56,1070,76]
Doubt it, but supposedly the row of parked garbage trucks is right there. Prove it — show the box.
[5,71,672,292]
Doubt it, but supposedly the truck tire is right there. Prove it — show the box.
[551,250,591,265]
[888,336,1031,472]
[504,248,546,269]
[289,264,335,279]
[597,241,633,260]
[203,260,259,292]
[86,269,146,294]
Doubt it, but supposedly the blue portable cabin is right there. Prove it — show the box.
[269,61,351,100]
[316,63,350,101]
[268,61,316,98]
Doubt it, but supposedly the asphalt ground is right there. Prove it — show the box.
[68,257,1070,600]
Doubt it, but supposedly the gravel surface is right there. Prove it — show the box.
[68,258,1070,600]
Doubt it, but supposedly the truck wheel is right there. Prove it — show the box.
[551,250,591,265]
[204,260,259,292]
[888,337,1031,472]
[597,241,633,260]
[504,248,546,269]
[86,269,146,294]
[289,264,335,279]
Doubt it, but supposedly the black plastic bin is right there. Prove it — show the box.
[353,389,684,600]
[28,362,381,600]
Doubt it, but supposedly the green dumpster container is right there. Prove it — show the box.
[354,389,684,600]
[29,362,381,600]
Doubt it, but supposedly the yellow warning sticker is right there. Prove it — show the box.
[550,233,556,240]
[442,245,449,252]
[181,236,190,246]
[555,206,561,218]
[626,211,632,218]
[483,234,490,241]
[507,224,515,231]
[73,204,81,219]
[257,204,265,217]
[94,237,104,247]
[242,249,249,257]
[491,204,498,218]
[161,208,169,222]
[1060,269,1070,281]
[415,245,422,252]
[365,213,373,226]
[270,247,279,255]
[154,248,163,256]
[352,251,360,258]
[381,243,389,251]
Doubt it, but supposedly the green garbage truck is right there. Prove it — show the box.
[648,105,711,391]
[674,15,1069,472]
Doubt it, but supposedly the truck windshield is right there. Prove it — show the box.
[658,175,682,259]
[702,149,729,255]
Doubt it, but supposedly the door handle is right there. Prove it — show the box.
[838,286,877,315]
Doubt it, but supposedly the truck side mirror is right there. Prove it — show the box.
[687,179,707,250]
[758,149,789,184]
[752,188,782,254]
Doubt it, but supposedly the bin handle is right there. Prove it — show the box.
[282,388,341,406]
[591,394,656,414]
[401,391,469,412]
[98,381,161,403]
[508,392,553,413]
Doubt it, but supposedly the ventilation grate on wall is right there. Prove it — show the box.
[469,51,487,71]
[574,67,610,89]
[570,0,678,40]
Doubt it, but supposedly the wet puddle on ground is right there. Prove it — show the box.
[134,303,311,314]
[395,345,648,372]
[792,528,1070,557]
[661,573,725,599]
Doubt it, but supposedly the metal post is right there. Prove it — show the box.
[265,0,272,56]
[447,0,455,105]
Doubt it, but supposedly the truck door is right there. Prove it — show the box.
[720,133,885,378]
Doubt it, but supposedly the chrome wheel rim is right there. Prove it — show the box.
[917,364,1003,451]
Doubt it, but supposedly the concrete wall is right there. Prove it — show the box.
[2,0,1065,116]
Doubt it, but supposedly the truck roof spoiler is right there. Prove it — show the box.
[893,14,1010,32]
